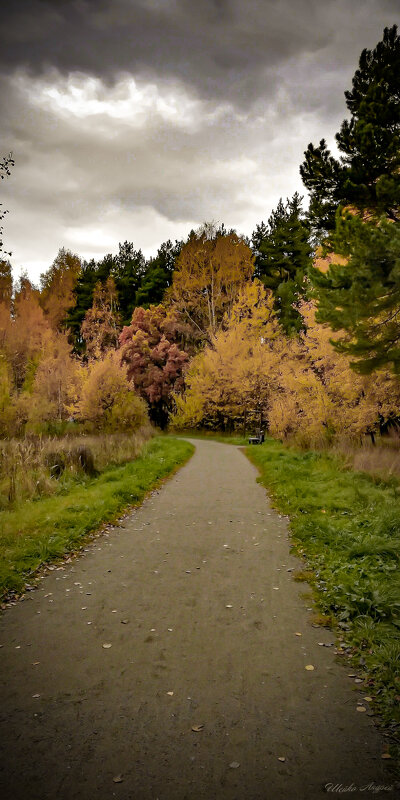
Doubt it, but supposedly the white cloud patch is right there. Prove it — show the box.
[14,71,234,133]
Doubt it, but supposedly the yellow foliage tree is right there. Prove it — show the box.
[173,280,279,430]
[170,227,254,339]
[26,332,79,426]
[72,351,148,432]
[174,286,400,445]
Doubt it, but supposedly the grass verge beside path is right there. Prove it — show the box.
[0,436,194,600]
[246,439,400,744]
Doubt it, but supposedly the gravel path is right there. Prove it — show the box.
[0,439,392,799]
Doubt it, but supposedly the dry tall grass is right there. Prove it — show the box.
[335,429,400,481]
[0,423,154,509]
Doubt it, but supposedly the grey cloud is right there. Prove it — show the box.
[1,0,399,111]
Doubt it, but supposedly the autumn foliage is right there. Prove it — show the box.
[172,279,400,445]
[119,305,189,427]
[170,227,254,339]
[1,218,399,445]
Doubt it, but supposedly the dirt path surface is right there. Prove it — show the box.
[0,440,393,800]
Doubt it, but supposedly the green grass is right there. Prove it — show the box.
[0,436,193,598]
[246,438,400,739]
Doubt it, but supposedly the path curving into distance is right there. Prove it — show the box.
[0,439,392,800]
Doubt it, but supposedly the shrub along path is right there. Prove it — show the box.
[0,439,393,800]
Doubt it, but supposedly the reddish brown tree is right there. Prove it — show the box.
[119,305,189,427]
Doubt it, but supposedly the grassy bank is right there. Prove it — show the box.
[0,436,193,599]
[246,439,400,738]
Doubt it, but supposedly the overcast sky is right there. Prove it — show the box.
[1,0,399,283]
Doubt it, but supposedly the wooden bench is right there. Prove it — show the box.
[248,430,265,445]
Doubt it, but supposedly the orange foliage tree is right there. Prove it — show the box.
[26,332,79,427]
[81,277,120,359]
[40,248,81,332]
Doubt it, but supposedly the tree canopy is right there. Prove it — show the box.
[300,25,400,236]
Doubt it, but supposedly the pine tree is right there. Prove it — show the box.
[113,242,146,325]
[65,255,116,351]
[135,239,182,307]
[300,25,400,235]
[252,193,312,333]
[309,211,400,374]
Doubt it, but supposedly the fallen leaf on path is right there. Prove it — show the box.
[191,724,204,732]
[226,605,233,608]
[381,753,392,759]
[354,678,363,684]
[363,697,373,702]
[32,694,40,698]
[295,632,302,637]
[32,662,40,666]
[102,643,112,649]
[278,757,286,762]
[348,674,356,678]
[229,762,240,769]
[121,619,129,624]
[167,628,173,632]
[113,775,124,783]
[273,587,279,590]
[167,691,174,696]
[356,706,366,712]
[305,665,314,671]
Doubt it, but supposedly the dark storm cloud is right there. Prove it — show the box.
[1,0,399,279]
[1,0,399,111]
